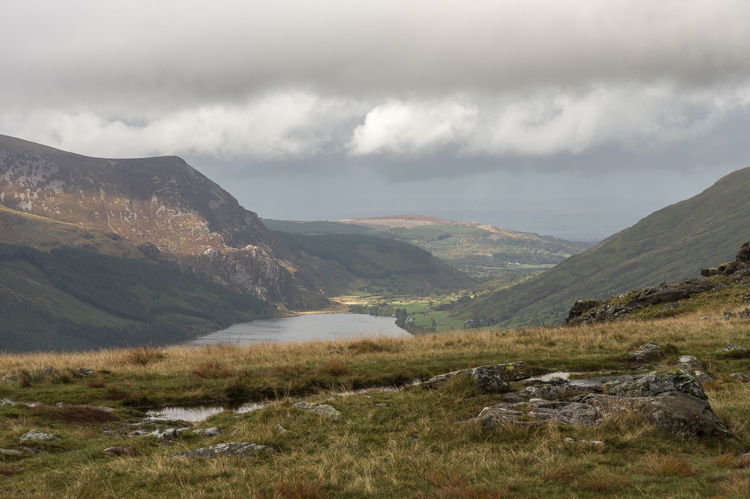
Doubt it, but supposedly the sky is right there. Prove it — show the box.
[2,1,749,241]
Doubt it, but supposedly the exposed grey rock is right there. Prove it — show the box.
[150,428,188,441]
[0,448,24,455]
[0,398,15,406]
[193,426,221,437]
[630,342,662,361]
[694,370,713,383]
[275,424,287,434]
[731,373,750,382]
[679,355,702,369]
[19,430,60,443]
[293,401,341,419]
[601,368,707,400]
[423,362,530,390]
[469,369,728,438]
[720,344,748,357]
[171,442,271,459]
[77,367,95,375]
[374,403,388,407]
[470,366,510,393]
[473,392,728,438]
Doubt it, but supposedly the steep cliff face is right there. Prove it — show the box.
[0,134,319,306]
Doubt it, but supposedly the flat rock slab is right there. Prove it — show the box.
[293,402,341,419]
[19,430,60,443]
[171,442,271,459]
[472,368,729,439]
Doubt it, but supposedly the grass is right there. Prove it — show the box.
[2,312,750,496]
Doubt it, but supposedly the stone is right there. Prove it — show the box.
[293,401,341,419]
[467,369,728,438]
[679,355,702,369]
[375,403,388,407]
[472,392,728,438]
[77,368,95,375]
[694,370,713,383]
[470,366,510,393]
[0,398,15,406]
[150,428,188,441]
[630,342,662,361]
[720,344,748,357]
[19,430,60,443]
[275,424,287,434]
[731,373,750,382]
[0,448,24,455]
[193,426,221,437]
[171,442,271,459]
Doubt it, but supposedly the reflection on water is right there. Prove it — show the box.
[146,401,269,422]
[189,313,410,346]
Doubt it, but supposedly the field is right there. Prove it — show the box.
[3,297,750,496]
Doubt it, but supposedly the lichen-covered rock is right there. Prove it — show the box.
[19,430,60,443]
[150,428,188,441]
[470,366,510,393]
[679,356,702,369]
[293,401,341,419]
[469,369,727,438]
[171,442,271,459]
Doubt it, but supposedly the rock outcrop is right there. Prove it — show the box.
[469,368,729,438]
[171,442,271,459]
[423,362,530,392]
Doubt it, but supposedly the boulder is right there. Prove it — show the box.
[171,442,272,459]
[471,369,728,438]
[19,430,60,443]
[193,426,221,437]
[630,342,662,361]
[720,344,748,358]
[293,402,341,419]
[679,356,702,369]
[150,428,188,441]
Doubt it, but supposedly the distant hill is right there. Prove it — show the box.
[274,232,474,297]
[0,134,325,309]
[460,167,750,327]
[264,215,590,283]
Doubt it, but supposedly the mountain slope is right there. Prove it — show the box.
[463,167,750,326]
[0,134,323,308]
[265,215,590,282]
[274,232,475,296]
[0,243,272,352]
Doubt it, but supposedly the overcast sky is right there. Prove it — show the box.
[2,1,749,240]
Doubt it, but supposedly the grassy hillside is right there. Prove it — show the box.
[264,216,590,282]
[274,232,474,297]
[461,167,750,327]
[3,291,750,496]
[0,244,273,352]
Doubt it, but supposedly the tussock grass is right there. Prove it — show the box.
[2,314,750,496]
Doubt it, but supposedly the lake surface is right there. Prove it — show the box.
[188,313,410,346]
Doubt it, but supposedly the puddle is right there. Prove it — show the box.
[146,401,269,422]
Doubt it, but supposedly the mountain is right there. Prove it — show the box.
[0,134,324,308]
[461,167,750,327]
[274,232,475,297]
[265,215,590,283]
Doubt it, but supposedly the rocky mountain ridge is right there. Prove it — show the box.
[0,134,322,307]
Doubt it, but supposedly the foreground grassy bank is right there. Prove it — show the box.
[3,311,750,497]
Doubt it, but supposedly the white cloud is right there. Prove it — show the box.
[3,92,361,160]
[348,100,477,156]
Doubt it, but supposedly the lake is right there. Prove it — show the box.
[188,313,410,346]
